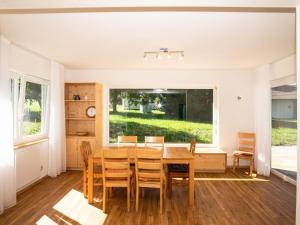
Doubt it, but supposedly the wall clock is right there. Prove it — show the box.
[86,106,96,118]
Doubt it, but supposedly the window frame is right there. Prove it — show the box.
[106,87,219,147]
[10,70,50,145]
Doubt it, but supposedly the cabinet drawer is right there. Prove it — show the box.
[195,154,226,172]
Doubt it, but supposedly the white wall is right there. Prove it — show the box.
[270,54,296,86]
[65,69,256,165]
[9,44,51,191]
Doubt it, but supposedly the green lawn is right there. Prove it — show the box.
[109,110,212,143]
[272,127,297,146]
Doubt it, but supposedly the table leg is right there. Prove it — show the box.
[189,159,195,206]
[88,156,94,204]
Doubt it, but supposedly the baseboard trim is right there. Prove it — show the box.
[271,169,296,186]
[17,175,48,195]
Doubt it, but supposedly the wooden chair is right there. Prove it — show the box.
[145,136,164,149]
[101,148,132,212]
[117,135,138,147]
[232,132,256,176]
[80,141,103,198]
[135,148,165,214]
[167,140,196,196]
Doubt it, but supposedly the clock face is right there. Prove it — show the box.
[86,106,96,118]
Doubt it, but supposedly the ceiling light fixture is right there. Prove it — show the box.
[143,48,184,61]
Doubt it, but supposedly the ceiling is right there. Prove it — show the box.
[0,12,295,69]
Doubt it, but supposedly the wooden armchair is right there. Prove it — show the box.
[135,148,165,214]
[101,148,132,212]
[80,141,103,198]
[167,140,196,196]
[232,132,256,176]
[117,135,138,147]
[145,136,164,149]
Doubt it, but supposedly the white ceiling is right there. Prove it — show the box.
[0,12,295,69]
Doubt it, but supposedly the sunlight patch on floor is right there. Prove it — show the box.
[36,215,58,225]
[53,189,107,225]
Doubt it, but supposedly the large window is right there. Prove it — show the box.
[109,88,216,144]
[11,72,49,143]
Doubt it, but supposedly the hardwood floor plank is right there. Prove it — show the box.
[0,170,295,225]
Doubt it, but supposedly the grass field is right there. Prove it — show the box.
[272,119,297,146]
[272,127,297,146]
[109,110,213,143]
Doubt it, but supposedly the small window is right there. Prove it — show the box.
[11,72,49,143]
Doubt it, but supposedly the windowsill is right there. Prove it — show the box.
[14,137,49,150]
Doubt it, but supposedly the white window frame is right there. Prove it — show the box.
[106,87,219,147]
[10,70,50,144]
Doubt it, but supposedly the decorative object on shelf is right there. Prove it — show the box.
[143,48,184,61]
[76,131,89,136]
[73,95,81,100]
[84,95,88,100]
[86,106,96,118]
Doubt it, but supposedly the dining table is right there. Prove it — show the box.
[87,146,195,206]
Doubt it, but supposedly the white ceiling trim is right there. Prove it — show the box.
[0,0,298,13]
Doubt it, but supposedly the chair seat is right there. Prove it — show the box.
[233,150,254,156]
[168,164,189,173]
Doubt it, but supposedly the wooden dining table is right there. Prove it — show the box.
[87,146,195,206]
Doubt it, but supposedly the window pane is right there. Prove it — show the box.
[109,89,213,143]
[23,81,42,136]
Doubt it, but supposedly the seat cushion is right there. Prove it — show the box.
[168,164,189,173]
[233,150,254,156]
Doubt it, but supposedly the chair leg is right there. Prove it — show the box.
[160,186,163,214]
[136,187,139,212]
[168,173,172,197]
[83,172,87,198]
[250,157,254,177]
[233,156,236,173]
[237,158,240,170]
[127,186,130,212]
[142,188,145,198]
[103,187,106,213]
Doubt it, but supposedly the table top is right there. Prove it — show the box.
[92,146,194,160]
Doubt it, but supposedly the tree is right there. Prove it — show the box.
[110,89,123,112]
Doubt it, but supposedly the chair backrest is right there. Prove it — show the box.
[145,136,164,149]
[117,135,138,147]
[190,139,197,155]
[135,148,163,185]
[80,141,92,170]
[238,132,256,153]
[102,148,130,184]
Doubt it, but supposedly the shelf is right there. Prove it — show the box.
[65,100,95,102]
[65,117,95,121]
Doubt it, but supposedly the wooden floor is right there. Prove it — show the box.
[0,170,296,225]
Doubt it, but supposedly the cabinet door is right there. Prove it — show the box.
[77,138,96,167]
[66,137,78,168]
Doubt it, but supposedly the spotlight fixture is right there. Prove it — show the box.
[143,48,184,60]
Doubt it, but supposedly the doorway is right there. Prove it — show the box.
[271,83,297,180]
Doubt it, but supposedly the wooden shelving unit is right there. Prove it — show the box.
[65,82,103,170]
